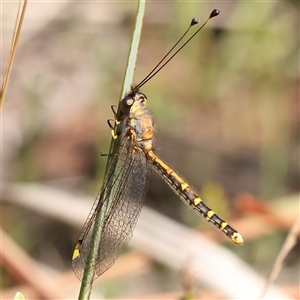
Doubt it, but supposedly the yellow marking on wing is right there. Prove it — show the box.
[193,197,202,205]
[72,249,80,260]
[72,241,81,260]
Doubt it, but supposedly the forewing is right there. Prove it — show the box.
[72,137,150,280]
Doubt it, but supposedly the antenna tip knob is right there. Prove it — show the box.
[191,17,200,26]
[210,9,220,19]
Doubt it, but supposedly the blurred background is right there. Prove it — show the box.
[1,1,299,299]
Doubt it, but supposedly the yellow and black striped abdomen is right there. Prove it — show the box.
[146,149,243,245]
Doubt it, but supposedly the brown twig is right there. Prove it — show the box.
[0,227,63,299]
[0,0,27,111]
[259,216,299,299]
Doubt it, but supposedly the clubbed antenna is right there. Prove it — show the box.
[133,9,220,91]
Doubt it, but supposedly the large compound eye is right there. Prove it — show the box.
[121,96,134,113]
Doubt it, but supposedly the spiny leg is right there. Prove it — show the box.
[107,105,122,139]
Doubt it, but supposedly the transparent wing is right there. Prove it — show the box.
[72,137,151,281]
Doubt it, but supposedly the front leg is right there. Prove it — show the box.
[107,105,122,139]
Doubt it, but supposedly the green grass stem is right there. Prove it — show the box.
[78,1,146,299]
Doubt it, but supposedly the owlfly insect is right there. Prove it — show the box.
[72,9,243,281]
